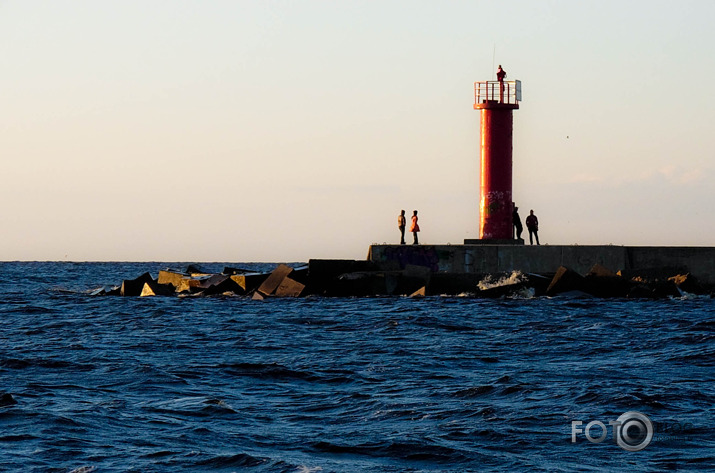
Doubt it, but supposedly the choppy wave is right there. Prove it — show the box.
[0,262,712,472]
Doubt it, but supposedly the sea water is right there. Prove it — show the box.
[0,262,713,472]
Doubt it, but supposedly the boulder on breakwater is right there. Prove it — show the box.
[95,259,713,299]
[104,264,307,299]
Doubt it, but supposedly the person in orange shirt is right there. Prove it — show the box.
[410,210,420,245]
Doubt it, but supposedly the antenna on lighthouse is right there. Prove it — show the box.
[492,44,496,76]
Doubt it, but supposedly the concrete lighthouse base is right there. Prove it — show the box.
[464,238,524,245]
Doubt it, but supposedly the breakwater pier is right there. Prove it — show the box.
[101,244,715,299]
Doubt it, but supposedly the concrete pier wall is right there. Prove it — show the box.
[367,245,715,284]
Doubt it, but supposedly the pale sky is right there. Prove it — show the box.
[1,0,714,261]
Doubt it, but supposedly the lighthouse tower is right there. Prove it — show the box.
[472,73,522,242]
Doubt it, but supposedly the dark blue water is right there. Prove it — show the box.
[0,262,713,472]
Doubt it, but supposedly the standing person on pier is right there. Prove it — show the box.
[513,206,523,241]
[410,210,420,245]
[526,209,540,245]
[397,210,407,245]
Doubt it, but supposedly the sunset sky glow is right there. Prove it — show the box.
[1,0,714,261]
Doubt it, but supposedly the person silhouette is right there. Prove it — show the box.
[496,65,506,82]
[513,206,523,240]
[398,210,406,245]
[410,210,420,245]
[496,65,507,102]
[526,209,540,245]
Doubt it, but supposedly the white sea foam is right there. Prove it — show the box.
[511,286,536,299]
[69,467,97,473]
[477,270,525,291]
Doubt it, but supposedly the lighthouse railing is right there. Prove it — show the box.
[474,80,521,106]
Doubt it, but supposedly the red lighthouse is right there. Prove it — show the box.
[473,71,522,241]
